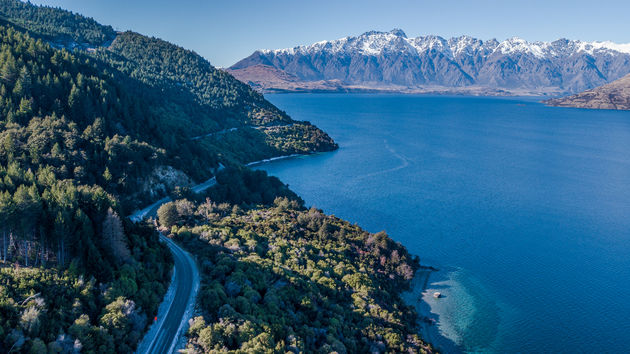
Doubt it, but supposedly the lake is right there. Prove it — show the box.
[258,94,630,353]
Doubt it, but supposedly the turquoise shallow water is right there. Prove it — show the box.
[258,94,630,353]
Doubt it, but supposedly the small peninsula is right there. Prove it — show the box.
[159,167,435,353]
[544,73,630,110]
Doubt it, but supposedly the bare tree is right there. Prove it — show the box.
[102,208,131,263]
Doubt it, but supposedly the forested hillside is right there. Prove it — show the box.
[0,0,115,46]
[92,30,337,168]
[102,31,291,127]
[0,0,336,352]
[0,24,173,352]
[0,24,171,205]
[0,0,337,200]
[156,168,433,353]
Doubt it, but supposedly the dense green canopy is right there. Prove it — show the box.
[0,1,334,351]
[0,1,437,353]
[161,169,431,353]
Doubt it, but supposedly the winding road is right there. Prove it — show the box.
[136,234,199,354]
[188,123,294,141]
[128,157,282,353]
[130,175,220,353]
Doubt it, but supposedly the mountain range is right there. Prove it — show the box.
[229,29,630,95]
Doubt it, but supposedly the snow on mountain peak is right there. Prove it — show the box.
[497,37,549,58]
[235,30,630,95]
[448,35,485,56]
[577,41,630,55]
[408,35,451,56]
[258,31,630,60]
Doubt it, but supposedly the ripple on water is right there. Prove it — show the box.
[259,94,630,352]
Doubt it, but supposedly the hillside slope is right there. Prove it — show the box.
[157,168,434,353]
[0,22,176,353]
[0,0,337,208]
[0,1,336,352]
[227,64,349,93]
[544,73,630,110]
[0,0,115,46]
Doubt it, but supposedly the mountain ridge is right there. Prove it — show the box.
[544,73,630,110]
[230,29,630,95]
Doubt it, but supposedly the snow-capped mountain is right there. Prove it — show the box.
[230,29,630,94]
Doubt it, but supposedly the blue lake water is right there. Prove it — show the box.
[258,94,630,353]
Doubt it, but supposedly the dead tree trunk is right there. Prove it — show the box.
[60,238,65,266]
[24,240,28,267]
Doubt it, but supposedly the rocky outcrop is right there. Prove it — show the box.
[140,166,194,199]
[544,73,630,110]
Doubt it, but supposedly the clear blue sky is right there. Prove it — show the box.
[31,0,630,68]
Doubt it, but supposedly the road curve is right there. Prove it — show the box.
[136,233,199,353]
[131,160,280,353]
[131,177,218,353]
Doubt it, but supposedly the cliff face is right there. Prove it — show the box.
[231,30,630,95]
[544,73,630,110]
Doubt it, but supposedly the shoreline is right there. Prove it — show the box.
[402,265,462,353]
[248,153,454,352]
[245,153,305,167]
[132,151,452,352]
[129,153,308,220]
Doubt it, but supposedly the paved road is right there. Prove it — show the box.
[131,175,220,353]
[128,140,298,352]
[189,124,294,141]
[129,174,219,223]
[190,127,238,141]
[138,234,199,354]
